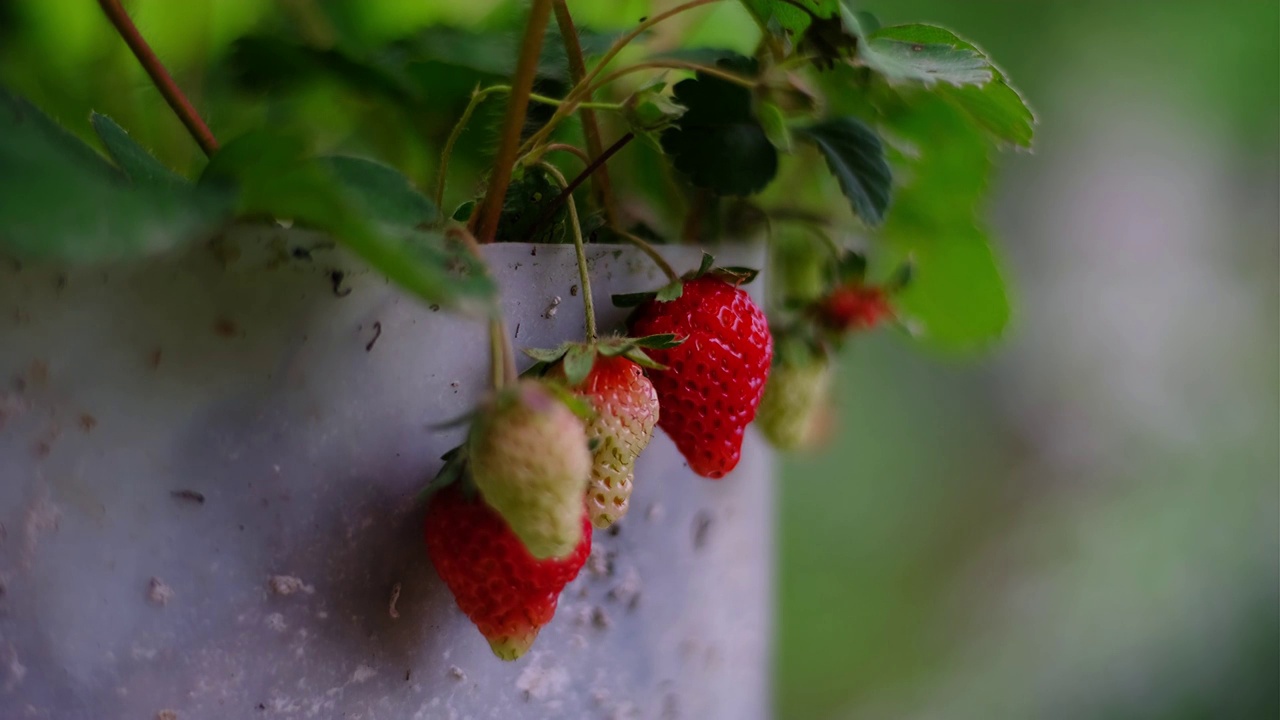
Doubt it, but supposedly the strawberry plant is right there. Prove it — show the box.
[0,0,1032,660]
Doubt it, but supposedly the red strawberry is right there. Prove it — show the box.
[817,285,892,332]
[550,354,659,528]
[627,276,773,478]
[424,482,591,660]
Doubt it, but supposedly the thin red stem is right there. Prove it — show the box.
[473,0,554,243]
[552,0,617,228]
[526,132,634,240]
[97,0,219,157]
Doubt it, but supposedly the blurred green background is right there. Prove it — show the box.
[3,2,1276,718]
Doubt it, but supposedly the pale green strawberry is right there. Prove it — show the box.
[758,352,832,451]
[467,379,592,559]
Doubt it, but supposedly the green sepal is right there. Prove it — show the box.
[522,345,573,363]
[655,280,685,302]
[561,344,597,387]
[542,381,596,421]
[710,266,761,286]
[611,290,658,307]
[630,333,685,350]
[621,347,666,371]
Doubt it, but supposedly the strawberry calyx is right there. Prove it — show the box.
[523,334,684,386]
[611,252,761,308]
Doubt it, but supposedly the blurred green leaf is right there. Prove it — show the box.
[90,113,187,189]
[201,131,493,312]
[318,156,439,228]
[739,0,839,36]
[0,89,232,264]
[874,95,1010,348]
[796,117,892,226]
[870,24,1035,149]
[758,101,793,152]
[862,33,992,87]
[660,56,777,196]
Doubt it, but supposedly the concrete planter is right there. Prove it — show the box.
[0,227,773,720]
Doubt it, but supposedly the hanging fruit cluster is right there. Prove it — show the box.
[37,0,1030,663]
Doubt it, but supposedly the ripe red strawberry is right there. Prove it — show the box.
[550,354,659,528]
[817,285,891,332]
[468,379,592,559]
[628,276,772,478]
[425,483,590,660]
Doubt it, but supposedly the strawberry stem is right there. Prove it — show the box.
[552,0,618,229]
[473,0,554,243]
[435,85,505,209]
[541,162,598,342]
[615,229,680,283]
[519,0,725,157]
[97,0,219,157]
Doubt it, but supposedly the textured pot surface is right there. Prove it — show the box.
[0,229,773,720]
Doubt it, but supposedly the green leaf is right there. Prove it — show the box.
[562,344,596,387]
[889,227,1009,349]
[739,0,839,37]
[200,131,493,313]
[869,24,1035,149]
[494,165,568,244]
[0,88,233,264]
[612,290,658,308]
[318,156,439,228]
[696,252,716,277]
[862,34,991,87]
[660,56,778,196]
[796,117,892,226]
[655,280,685,302]
[622,347,666,371]
[758,101,793,152]
[522,345,571,363]
[631,333,685,350]
[874,96,1010,349]
[90,113,186,189]
[451,200,476,222]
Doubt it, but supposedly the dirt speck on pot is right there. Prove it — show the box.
[387,581,402,619]
[606,567,641,611]
[329,270,351,297]
[147,577,174,606]
[350,664,376,683]
[543,296,561,319]
[691,511,713,551]
[448,665,465,681]
[591,606,611,629]
[77,413,96,432]
[155,710,178,720]
[515,654,568,702]
[170,489,205,505]
[268,575,312,596]
[21,489,60,568]
[148,348,163,370]
[364,321,382,352]
[264,613,287,632]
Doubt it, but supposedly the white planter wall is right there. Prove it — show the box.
[0,228,773,720]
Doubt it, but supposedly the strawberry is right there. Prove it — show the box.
[549,353,660,528]
[816,285,891,332]
[467,379,592,559]
[425,482,590,660]
[627,275,773,478]
[757,350,833,451]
